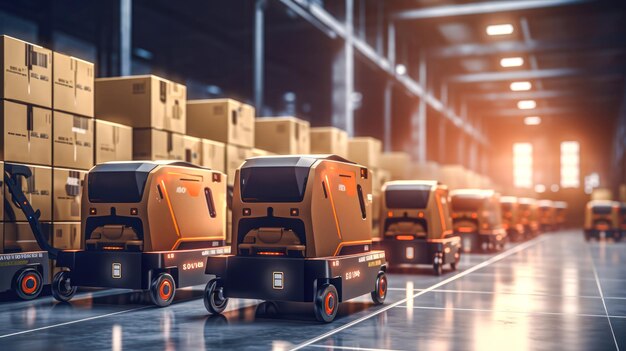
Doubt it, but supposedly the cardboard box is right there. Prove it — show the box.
[410,161,440,181]
[53,168,86,222]
[53,111,94,170]
[380,152,411,180]
[183,135,202,166]
[251,148,274,157]
[94,119,132,164]
[372,168,391,195]
[4,164,52,222]
[53,52,94,117]
[2,222,52,254]
[255,117,310,155]
[1,100,52,165]
[0,35,52,107]
[348,137,382,168]
[202,139,225,173]
[310,127,348,158]
[50,222,81,250]
[187,99,255,148]
[132,128,184,161]
[440,165,468,190]
[226,144,252,186]
[95,75,186,133]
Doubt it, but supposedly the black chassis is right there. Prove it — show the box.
[56,246,230,290]
[0,251,50,293]
[205,250,386,303]
[456,231,503,252]
[379,237,460,267]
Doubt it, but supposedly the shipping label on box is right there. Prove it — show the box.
[94,119,132,164]
[2,222,52,254]
[1,100,52,165]
[132,128,184,161]
[1,35,52,107]
[187,99,255,148]
[53,52,94,117]
[183,135,202,166]
[226,144,251,186]
[348,137,382,169]
[53,168,86,222]
[310,127,348,158]
[51,222,81,250]
[53,111,94,170]
[95,75,186,134]
[201,139,225,173]
[4,164,52,222]
[255,117,310,155]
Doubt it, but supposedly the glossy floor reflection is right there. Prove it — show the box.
[0,230,624,350]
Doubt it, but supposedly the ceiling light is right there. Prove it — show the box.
[534,184,546,193]
[524,116,541,125]
[510,81,532,91]
[500,57,524,68]
[486,24,514,36]
[518,100,536,109]
[395,64,407,75]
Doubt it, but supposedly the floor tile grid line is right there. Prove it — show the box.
[587,245,620,351]
[0,306,151,339]
[386,287,626,300]
[289,237,547,351]
[392,304,626,319]
[309,344,406,351]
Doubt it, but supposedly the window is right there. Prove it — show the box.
[513,143,533,188]
[560,141,580,188]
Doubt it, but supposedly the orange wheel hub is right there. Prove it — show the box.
[378,277,387,298]
[159,280,172,301]
[21,274,38,295]
[324,292,335,315]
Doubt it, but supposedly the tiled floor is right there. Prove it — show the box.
[0,230,624,350]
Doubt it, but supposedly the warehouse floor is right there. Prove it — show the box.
[0,230,624,351]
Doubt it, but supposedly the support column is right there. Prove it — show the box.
[383,80,392,151]
[254,0,266,115]
[412,54,427,163]
[332,0,354,136]
[119,0,132,76]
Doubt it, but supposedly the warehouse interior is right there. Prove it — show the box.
[0,0,625,350]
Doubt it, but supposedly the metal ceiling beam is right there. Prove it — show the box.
[429,34,626,59]
[448,67,624,83]
[393,0,589,20]
[467,89,619,101]
[484,104,617,117]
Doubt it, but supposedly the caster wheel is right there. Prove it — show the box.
[52,271,77,302]
[204,279,228,315]
[314,284,338,323]
[371,271,387,305]
[13,268,43,300]
[150,273,176,307]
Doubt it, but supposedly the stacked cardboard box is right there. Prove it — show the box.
[1,36,54,254]
[255,116,310,155]
[94,119,132,163]
[310,127,348,158]
[187,98,256,243]
[380,152,412,180]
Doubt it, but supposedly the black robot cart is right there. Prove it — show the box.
[0,165,50,300]
[203,250,387,322]
[379,236,461,275]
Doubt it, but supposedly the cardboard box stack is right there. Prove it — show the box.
[380,151,412,180]
[187,98,256,243]
[255,116,310,155]
[1,35,93,258]
[310,127,348,158]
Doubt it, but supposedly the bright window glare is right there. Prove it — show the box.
[510,81,532,91]
[561,141,580,188]
[500,57,524,67]
[524,116,541,125]
[486,24,514,36]
[513,143,533,188]
[518,100,536,109]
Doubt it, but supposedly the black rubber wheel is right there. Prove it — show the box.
[13,268,43,300]
[52,271,77,302]
[433,263,443,276]
[614,232,622,242]
[450,251,460,271]
[204,279,228,315]
[314,284,338,323]
[371,271,387,305]
[150,273,176,307]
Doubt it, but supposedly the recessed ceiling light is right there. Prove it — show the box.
[510,81,532,91]
[486,24,514,36]
[518,100,536,109]
[395,64,407,75]
[524,116,541,125]
[500,57,524,67]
